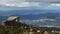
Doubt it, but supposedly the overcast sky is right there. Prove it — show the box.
[0,0,60,10]
[0,0,60,2]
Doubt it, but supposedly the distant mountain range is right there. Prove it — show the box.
[0,9,60,15]
[0,10,60,20]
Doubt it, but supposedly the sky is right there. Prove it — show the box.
[0,0,60,10]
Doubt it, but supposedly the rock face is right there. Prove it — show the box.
[1,16,29,28]
[0,16,29,34]
[2,16,19,26]
[0,16,60,34]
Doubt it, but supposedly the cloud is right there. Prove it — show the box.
[0,0,60,3]
[46,3,60,9]
[2,2,40,7]
[0,0,60,8]
[32,19,56,22]
[16,2,40,7]
[0,0,26,3]
[1,3,60,10]
[4,3,15,7]
[50,4,60,7]
[27,0,60,2]
[0,2,60,10]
